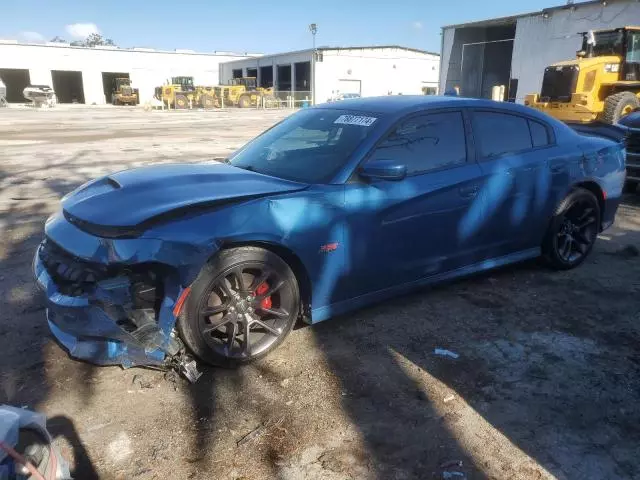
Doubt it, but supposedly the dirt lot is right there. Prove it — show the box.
[1,106,639,480]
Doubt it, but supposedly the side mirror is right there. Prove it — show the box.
[359,160,407,181]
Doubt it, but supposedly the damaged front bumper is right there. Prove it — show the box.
[32,211,214,373]
[34,240,183,368]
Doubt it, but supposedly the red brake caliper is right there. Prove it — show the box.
[255,282,272,310]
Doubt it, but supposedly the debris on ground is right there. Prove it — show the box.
[131,374,154,390]
[434,348,460,359]
[442,471,466,479]
[443,394,456,403]
[237,416,286,447]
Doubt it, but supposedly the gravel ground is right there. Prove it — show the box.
[1,106,639,480]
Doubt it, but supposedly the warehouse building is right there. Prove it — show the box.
[439,0,640,103]
[0,40,255,104]
[219,46,440,104]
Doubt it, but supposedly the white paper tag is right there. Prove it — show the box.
[333,114,377,127]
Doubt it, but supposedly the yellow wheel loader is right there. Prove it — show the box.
[155,77,219,109]
[214,77,276,108]
[525,27,640,124]
[111,78,138,106]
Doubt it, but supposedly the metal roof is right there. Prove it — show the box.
[441,0,629,30]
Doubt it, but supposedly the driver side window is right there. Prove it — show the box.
[367,111,467,175]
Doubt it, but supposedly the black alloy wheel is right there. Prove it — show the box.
[178,247,299,366]
[543,188,600,270]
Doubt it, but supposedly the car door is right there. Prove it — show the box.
[343,110,485,297]
[469,110,557,257]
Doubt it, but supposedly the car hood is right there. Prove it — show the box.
[62,163,308,230]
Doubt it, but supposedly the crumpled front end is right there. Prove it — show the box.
[33,211,213,370]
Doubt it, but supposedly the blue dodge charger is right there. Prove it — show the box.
[34,96,626,375]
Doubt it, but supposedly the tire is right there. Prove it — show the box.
[200,94,215,109]
[623,180,638,194]
[602,91,640,124]
[542,188,600,270]
[238,95,251,108]
[178,247,300,367]
[175,94,189,109]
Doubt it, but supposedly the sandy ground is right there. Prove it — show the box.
[1,106,639,480]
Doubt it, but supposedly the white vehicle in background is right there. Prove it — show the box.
[23,85,57,108]
[0,78,7,107]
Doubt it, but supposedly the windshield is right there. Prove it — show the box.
[229,109,380,183]
[582,30,624,56]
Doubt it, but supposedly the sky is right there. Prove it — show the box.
[1,0,576,54]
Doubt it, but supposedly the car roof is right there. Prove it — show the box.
[314,95,542,117]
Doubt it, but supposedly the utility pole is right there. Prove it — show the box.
[309,23,318,105]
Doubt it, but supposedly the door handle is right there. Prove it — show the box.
[459,184,480,198]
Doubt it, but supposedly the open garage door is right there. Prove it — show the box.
[102,72,130,104]
[461,39,513,99]
[0,69,30,103]
[51,70,85,104]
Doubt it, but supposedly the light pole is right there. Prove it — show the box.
[309,23,317,105]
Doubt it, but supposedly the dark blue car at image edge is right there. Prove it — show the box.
[33,96,626,377]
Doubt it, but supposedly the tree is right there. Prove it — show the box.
[69,33,116,47]
[49,36,67,43]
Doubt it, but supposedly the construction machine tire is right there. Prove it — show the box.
[200,94,215,109]
[175,94,189,110]
[238,95,251,108]
[602,91,640,124]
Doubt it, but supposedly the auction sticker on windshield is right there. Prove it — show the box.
[334,115,377,127]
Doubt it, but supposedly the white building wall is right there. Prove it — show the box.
[512,1,640,103]
[315,48,440,104]
[0,42,252,104]
[221,47,440,104]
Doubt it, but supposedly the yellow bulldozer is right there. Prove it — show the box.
[155,76,217,109]
[111,77,138,106]
[525,26,640,124]
[214,77,276,108]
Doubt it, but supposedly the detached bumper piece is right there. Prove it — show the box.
[34,239,184,371]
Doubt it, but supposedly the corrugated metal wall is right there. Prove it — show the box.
[513,1,640,103]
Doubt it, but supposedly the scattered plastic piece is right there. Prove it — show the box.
[434,348,460,359]
[442,472,466,479]
[444,394,455,403]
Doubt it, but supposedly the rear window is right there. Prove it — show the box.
[473,112,532,158]
[529,120,550,147]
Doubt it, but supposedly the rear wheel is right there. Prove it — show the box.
[602,91,639,124]
[178,247,300,367]
[542,188,600,270]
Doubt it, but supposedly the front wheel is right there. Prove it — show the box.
[542,188,600,270]
[178,247,300,367]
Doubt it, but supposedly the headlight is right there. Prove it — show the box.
[604,63,620,73]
